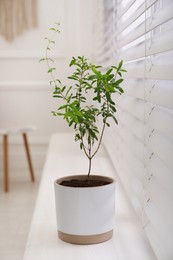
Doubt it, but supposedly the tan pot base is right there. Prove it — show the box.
[58,230,113,245]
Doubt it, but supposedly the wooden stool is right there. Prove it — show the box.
[0,126,36,192]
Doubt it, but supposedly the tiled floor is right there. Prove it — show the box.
[0,169,42,260]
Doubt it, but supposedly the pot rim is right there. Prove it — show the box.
[54,174,115,188]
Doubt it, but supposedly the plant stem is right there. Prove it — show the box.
[81,135,90,159]
[91,121,106,159]
[87,145,92,177]
[91,81,111,159]
[88,157,92,177]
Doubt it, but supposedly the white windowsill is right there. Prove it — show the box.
[23,133,156,260]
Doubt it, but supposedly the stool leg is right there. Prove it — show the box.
[22,133,35,182]
[3,135,8,192]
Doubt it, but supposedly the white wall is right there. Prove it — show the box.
[0,0,95,170]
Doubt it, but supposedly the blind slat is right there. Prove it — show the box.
[119,108,144,141]
[145,104,173,141]
[117,95,144,121]
[146,2,173,32]
[115,160,143,215]
[144,223,171,259]
[146,130,173,171]
[146,29,173,56]
[144,204,173,259]
[144,179,173,226]
[121,142,144,182]
[123,79,173,110]
[145,201,173,240]
[122,79,144,100]
[119,0,157,32]
[147,154,173,199]
[117,0,136,18]
[119,2,173,48]
[124,51,173,80]
[145,80,173,110]
[146,51,173,80]
[119,20,145,48]
[118,122,144,162]
[120,28,173,61]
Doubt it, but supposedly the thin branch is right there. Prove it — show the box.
[88,157,92,177]
[81,135,90,159]
[45,28,66,100]
[91,121,106,159]
[87,144,92,177]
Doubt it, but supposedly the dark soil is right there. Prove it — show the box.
[60,179,111,187]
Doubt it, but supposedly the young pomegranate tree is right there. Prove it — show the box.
[41,23,126,178]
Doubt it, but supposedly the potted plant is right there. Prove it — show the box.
[41,23,126,244]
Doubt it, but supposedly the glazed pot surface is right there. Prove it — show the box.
[54,175,116,244]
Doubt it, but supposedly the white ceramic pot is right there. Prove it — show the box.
[54,175,116,244]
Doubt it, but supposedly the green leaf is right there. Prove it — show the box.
[61,86,66,92]
[49,27,56,31]
[110,100,115,105]
[48,68,56,73]
[52,111,57,116]
[69,58,76,67]
[89,129,98,140]
[58,104,67,110]
[69,120,74,127]
[112,115,118,124]
[107,74,114,81]
[116,86,124,93]
[111,65,117,70]
[105,92,111,101]
[88,75,96,80]
[39,58,45,62]
[106,68,113,75]
[115,78,124,85]
[97,94,101,103]
[65,86,72,97]
[91,66,101,76]
[56,79,62,84]
[68,76,78,80]
[75,134,80,141]
[56,112,64,116]
[110,105,116,112]
[88,135,91,145]
[53,95,62,98]
[117,60,123,70]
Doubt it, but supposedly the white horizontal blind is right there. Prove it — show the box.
[93,0,116,66]
[93,0,173,259]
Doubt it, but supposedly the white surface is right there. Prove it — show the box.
[23,133,156,260]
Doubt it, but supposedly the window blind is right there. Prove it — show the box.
[93,0,173,259]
